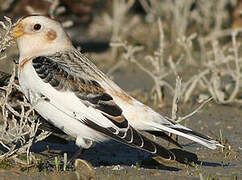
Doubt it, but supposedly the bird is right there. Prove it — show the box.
[10,15,222,161]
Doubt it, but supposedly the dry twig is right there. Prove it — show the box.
[0,17,51,164]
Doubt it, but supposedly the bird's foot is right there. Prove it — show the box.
[67,147,85,165]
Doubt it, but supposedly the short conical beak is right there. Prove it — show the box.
[10,23,24,38]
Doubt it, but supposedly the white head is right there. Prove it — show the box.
[11,15,74,60]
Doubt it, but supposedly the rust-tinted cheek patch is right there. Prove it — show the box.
[45,29,57,41]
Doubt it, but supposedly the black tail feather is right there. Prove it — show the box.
[83,118,176,160]
[146,130,183,148]
[172,128,212,141]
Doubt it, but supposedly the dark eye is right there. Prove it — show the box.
[33,24,41,31]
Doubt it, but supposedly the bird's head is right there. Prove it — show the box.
[11,15,74,59]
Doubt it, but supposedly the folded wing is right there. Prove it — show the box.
[32,52,176,160]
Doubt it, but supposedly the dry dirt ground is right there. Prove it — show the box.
[0,50,241,180]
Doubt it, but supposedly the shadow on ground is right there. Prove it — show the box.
[25,139,223,171]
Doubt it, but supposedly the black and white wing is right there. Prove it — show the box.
[31,51,176,160]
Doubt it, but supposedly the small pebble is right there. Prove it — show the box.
[112,165,123,170]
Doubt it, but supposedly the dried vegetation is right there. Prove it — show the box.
[0,17,51,164]
[107,0,242,106]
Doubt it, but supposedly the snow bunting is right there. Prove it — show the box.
[11,15,222,161]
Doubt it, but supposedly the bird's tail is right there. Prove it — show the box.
[148,118,223,150]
